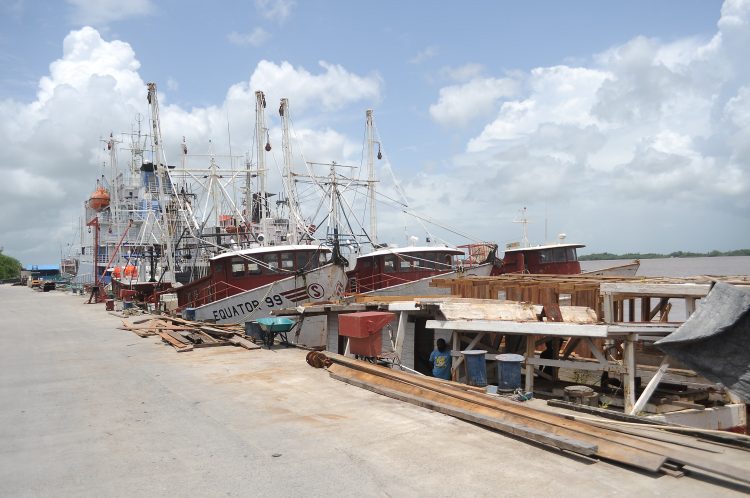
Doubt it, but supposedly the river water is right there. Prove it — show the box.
[580,256,750,277]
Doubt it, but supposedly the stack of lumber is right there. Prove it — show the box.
[119,316,259,352]
[318,353,750,488]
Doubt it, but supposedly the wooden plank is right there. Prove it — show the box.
[158,332,193,352]
[327,363,667,471]
[354,295,442,303]
[600,282,711,298]
[525,357,625,373]
[198,326,236,339]
[330,368,598,456]
[228,335,261,350]
[583,337,608,365]
[525,335,535,393]
[436,301,538,321]
[167,330,190,344]
[623,335,636,414]
[394,312,407,359]
[426,319,609,338]
[630,357,670,415]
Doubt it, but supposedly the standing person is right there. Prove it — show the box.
[429,338,452,380]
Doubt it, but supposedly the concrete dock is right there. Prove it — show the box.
[0,285,746,497]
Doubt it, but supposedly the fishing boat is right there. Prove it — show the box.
[77,83,206,303]
[337,110,496,296]
[185,245,347,324]
[170,91,350,322]
[491,209,639,276]
[347,244,497,296]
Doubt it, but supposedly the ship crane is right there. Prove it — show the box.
[146,82,177,283]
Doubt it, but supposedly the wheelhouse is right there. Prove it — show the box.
[348,246,464,293]
[176,245,332,308]
[497,243,584,275]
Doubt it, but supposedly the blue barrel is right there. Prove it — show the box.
[496,353,525,391]
[182,308,196,321]
[461,350,488,387]
[244,321,263,340]
[122,301,134,310]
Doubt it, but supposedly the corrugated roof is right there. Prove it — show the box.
[25,265,60,271]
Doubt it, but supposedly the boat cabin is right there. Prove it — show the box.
[347,246,464,293]
[175,245,332,308]
[494,242,584,275]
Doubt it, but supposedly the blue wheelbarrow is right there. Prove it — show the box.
[254,317,296,348]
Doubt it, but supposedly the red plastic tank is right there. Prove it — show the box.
[338,311,395,357]
[120,289,137,300]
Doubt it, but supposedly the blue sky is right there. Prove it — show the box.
[1,0,748,265]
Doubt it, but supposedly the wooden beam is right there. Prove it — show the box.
[629,357,669,415]
[394,311,407,359]
[600,282,712,298]
[583,337,608,365]
[685,297,697,318]
[426,320,608,338]
[328,367,598,456]
[525,357,625,373]
[623,335,636,414]
[158,332,193,352]
[525,335,535,393]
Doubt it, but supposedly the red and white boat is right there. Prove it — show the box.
[175,244,347,323]
[347,245,496,297]
[491,210,639,276]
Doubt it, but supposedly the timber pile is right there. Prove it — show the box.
[119,316,260,352]
[313,353,750,488]
[430,274,750,310]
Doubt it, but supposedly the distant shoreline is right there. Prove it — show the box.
[579,250,750,261]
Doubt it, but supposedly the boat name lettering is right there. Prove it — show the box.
[211,294,285,321]
[265,295,283,307]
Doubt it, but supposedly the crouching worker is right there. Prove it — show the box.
[429,338,452,380]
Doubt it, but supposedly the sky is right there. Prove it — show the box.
[1,0,749,266]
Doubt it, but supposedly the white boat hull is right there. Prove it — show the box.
[360,263,495,297]
[581,260,640,277]
[194,263,348,324]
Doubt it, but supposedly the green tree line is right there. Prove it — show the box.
[0,248,23,279]
[579,249,750,261]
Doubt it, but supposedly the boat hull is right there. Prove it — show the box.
[194,263,347,324]
[581,261,640,277]
[359,263,494,297]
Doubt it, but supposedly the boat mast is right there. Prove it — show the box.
[146,82,176,282]
[255,91,269,246]
[366,109,378,246]
[279,98,300,244]
[513,207,530,248]
[106,133,120,246]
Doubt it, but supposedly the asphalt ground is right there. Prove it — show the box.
[0,285,745,497]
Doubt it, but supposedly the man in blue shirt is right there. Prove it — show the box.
[429,338,452,380]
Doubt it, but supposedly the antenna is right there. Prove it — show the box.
[513,207,530,247]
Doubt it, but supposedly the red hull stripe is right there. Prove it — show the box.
[281,287,309,301]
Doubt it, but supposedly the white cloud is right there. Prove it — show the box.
[429,77,519,127]
[228,28,271,47]
[409,46,438,64]
[255,0,294,23]
[166,77,179,92]
[66,0,154,26]
[416,1,750,251]
[243,60,381,113]
[0,27,382,264]
[439,63,485,82]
